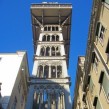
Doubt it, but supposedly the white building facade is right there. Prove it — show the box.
[0,51,29,109]
[25,3,72,109]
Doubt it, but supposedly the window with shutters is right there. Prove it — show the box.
[99,70,109,101]
[95,22,105,45]
[91,52,99,72]
[98,71,104,84]
[102,72,109,101]
[89,77,95,95]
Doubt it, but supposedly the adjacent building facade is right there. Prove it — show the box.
[73,0,109,109]
[25,3,72,109]
[0,51,29,109]
[73,56,86,109]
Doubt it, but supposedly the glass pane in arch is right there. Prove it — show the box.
[56,35,59,41]
[47,35,50,41]
[56,26,58,31]
[51,47,55,56]
[57,66,62,78]
[52,26,55,31]
[44,26,47,31]
[44,65,49,78]
[51,66,56,78]
[42,35,46,41]
[56,47,60,56]
[46,47,50,56]
[40,47,45,56]
[38,65,43,78]
[52,35,55,41]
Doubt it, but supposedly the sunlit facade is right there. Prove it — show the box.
[73,0,109,109]
[0,51,29,109]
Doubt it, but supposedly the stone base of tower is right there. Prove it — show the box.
[25,77,72,109]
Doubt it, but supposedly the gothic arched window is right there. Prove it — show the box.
[38,65,43,78]
[56,35,59,41]
[40,47,45,56]
[52,35,55,41]
[47,35,50,41]
[42,35,46,41]
[44,26,47,31]
[56,47,60,56]
[57,66,62,78]
[51,47,55,56]
[51,66,56,78]
[46,47,50,56]
[44,65,49,78]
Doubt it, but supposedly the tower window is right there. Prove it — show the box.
[52,35,55,41]
[56,35,59,41]
[42,35,46,41]
[44,27,47,31]
[48,26,51,31]
[51,66,56,78]
[56,27,58,31]
[46,47,50,56]
[40,47,45,56]
[52,26,55,31]
[47,35,50,41]
[44,65,49,78]
[105,40,109,54]
[57,66,62,78]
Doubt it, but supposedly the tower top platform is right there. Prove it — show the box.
[31,3,72,64]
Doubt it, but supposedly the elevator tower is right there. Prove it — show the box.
[25,3,72,109]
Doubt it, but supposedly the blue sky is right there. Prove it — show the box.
[0,0,92,99]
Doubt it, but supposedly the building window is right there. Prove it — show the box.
[82,93,86,103]
[89,77,94,95]
[87,75,91,85]
[96,99,102,109]
[105,40,109,54]
[98,71,104,84]
[91,52,99,72]
[102,71,109,101]
[93,96,98,108]
[102,0,109,5]
[96,22,105,44]
[91,52,96,63]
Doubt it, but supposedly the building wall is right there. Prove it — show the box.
[73,0,109,109]
[87,1,109,109]
[73,56,86,109]
[0,51,29,109]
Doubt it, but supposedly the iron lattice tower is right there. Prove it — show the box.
[25,3,72,109]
